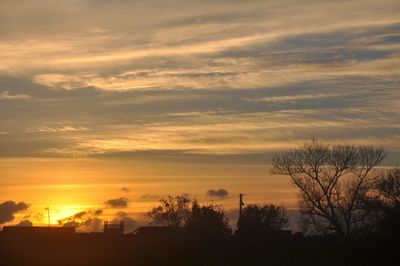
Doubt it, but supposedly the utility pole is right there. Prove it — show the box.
[239,193,244,219]
[45,207,50,227]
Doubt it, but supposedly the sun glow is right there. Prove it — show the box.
[43,206,84,226]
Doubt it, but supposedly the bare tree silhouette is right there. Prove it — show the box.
[272,140,385,237]
[147,195,193,227]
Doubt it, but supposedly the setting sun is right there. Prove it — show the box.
[44,206,85,226]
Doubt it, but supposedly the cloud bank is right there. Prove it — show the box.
[0,0,399,164]
[58,209,104,232]
[0,201,30,224]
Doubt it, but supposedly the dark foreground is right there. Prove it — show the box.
[0,229,397,266]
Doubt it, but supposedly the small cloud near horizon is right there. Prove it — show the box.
[206,189,229,198]
[105,197,128,208]
[121,187,130,193]
[17,220,33,227]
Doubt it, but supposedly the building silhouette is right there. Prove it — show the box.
[2,226,75,235]
[104,221,124,234]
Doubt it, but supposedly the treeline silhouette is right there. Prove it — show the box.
[0,199,397,266]
[0,142,399,266]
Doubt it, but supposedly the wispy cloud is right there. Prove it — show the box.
[36,125,88,133]
[0,91,30,100]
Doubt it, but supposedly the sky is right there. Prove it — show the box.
[0,0,399,232]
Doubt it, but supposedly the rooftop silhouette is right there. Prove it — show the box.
[2,226,76,235]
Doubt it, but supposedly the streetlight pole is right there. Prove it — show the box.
[45,207,50,227]
[239,193,244,219]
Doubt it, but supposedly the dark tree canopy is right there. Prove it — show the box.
[272,140,385,237]
[187,202,232,240]
[237,204,288,237]
[373,168,400,208]
[147,195,231,239]
[364,168,400,237]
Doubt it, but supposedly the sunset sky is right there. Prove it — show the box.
[1,0,399,231]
